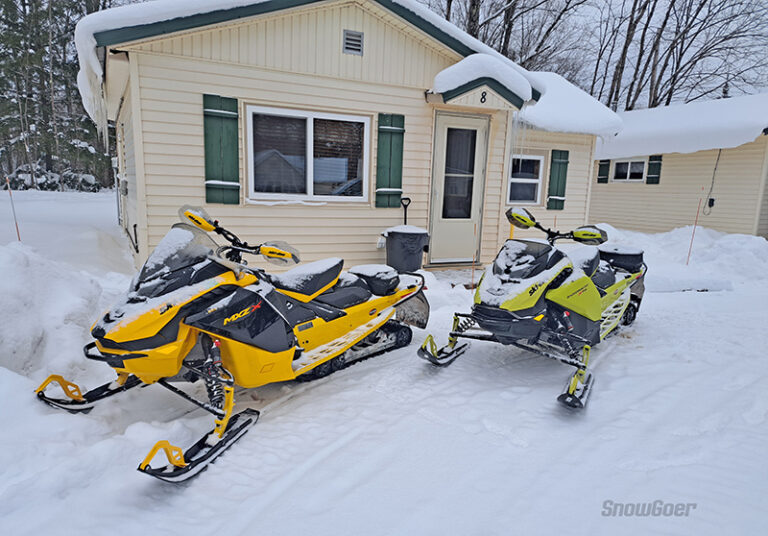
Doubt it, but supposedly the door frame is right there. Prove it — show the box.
[428,111,491,264]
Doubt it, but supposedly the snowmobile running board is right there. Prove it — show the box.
[35,374,143,414]
[138,408,259,483]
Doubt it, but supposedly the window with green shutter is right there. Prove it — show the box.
[203,94,240,204]
[646,155,662,184]
[546,149,569,210]
[375,113,405,208]
[597,159,610,183]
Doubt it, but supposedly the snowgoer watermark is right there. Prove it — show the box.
[602,500,697,517]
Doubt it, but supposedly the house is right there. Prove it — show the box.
[590,94,768,238]
[76,0,621,268]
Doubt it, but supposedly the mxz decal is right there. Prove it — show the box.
[223,301,262,326]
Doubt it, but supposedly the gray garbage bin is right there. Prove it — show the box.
[383,225,429,272]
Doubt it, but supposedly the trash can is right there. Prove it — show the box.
[383,225,429,272]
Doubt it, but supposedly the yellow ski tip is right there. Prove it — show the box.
[35,375,85,401]
[139,440,187,470]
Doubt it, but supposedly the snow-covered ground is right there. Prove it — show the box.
[1,191,766,535]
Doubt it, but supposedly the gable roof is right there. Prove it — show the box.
[75,0,620,137]
[595,93,768,160]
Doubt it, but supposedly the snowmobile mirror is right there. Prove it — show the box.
[572,226,608,245]
[178,205,216,233]
[261,241,300,265]
[506,207,537,229]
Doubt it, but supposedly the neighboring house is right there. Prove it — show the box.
[591,94,768,237]
[76,0,621,267]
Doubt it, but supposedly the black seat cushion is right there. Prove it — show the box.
[316,286,372,309]
[590,260,616,290]
[578,249,600,277]
[348,265,400,296]
[272,258,344,297]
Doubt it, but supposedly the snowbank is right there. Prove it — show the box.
[595,93,768,159]
[597,223,768,292]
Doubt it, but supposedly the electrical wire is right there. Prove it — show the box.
[703,148,722,216]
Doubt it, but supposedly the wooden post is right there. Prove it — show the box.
[5,177,21,241]
[686,198,702,266]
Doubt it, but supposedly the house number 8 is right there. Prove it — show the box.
[480,91,487,103]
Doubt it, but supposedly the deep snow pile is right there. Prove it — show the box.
[1,192,767,535]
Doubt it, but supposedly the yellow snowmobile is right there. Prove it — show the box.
[36,206,429,482]
[419,207,645,409]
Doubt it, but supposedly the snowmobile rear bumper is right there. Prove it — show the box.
[394,272,429,329]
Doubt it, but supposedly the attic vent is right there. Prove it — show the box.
[343,30,363,56]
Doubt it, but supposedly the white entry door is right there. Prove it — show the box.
[429,113,489,263]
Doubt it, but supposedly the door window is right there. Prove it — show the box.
[442,128,477,219]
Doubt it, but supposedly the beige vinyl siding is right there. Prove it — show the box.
[590,137,768,235]
[495,127,596,243]
[115,0,595,266]
[130,0,459,90]
[132,57,443,266]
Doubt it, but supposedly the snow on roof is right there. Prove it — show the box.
[75,0,620,137]
[432,54,532,103]
[520,72,623,138]
[595,93,768,160]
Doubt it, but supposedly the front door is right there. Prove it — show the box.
[429,113,489,263]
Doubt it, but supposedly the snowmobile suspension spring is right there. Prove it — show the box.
[457,317,475,333]
[203,368,224,409]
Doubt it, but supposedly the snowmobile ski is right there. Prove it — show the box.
[35,373,142,414]
[557,372,594,409]
[417,334,470,367]
[138,408,259,483]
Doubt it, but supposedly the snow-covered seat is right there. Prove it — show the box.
[272,258,344,300]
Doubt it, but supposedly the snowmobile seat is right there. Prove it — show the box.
[598,245,644,273]
[590,260,616,293]
[575,249,600,277]
[316,286,372,309]
[272,258,344,300]
[348,265,400,296]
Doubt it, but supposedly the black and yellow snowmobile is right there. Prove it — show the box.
[419,207,645,409]
[36,206,429,482]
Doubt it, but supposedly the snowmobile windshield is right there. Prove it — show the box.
[137,223,220,284]
[492,240,556,280]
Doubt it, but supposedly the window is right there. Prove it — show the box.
[246,106,369,201]
[508,155,544,204]
[613,159,646,181]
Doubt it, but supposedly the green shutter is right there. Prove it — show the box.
[547,149,569,210]
[375,113,405,208]
[203,94,240,204]
[597,159,610,183]
[646,155,662,184]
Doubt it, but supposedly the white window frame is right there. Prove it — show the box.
[507,154,544,205]
[245,105,370,202]
[611,158,647,182]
